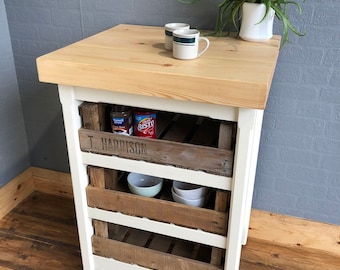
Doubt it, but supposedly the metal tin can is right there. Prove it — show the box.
[110,105,133,136]
[134,110,156,138]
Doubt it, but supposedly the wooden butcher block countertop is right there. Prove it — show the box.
[36,24,280,109]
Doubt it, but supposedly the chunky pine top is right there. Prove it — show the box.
[37,24,280,109]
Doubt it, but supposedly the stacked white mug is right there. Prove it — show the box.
[164,23,209,60]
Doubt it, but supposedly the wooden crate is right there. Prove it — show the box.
[87,166,229,235]
[87,166,228,269]
[92,225,224,270]
[78,102,236,177]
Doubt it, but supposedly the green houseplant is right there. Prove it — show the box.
[177,0,305,47]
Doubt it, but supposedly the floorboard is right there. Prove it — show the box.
[0,192,338,269]
[0,192,82,270]
[240,237,340,270]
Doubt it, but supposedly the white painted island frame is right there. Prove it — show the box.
[37,24,280,270]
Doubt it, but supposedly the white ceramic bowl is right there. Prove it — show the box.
[173,181,207,199]
[171,188,209,207]
[127,173,163,198]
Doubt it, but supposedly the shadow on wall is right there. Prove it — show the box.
[0,73,30,187]
[0,94,30,187]
[0,155,31,188]
[25,89,70,173]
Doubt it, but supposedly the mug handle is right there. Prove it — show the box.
[197,37,210,57]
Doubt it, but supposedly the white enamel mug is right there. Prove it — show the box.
[172,29,209,60]
[164,23,190,50]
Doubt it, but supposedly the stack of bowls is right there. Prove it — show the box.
[171,181,209,207]
[127,172,163,198]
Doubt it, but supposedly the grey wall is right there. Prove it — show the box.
[3,0,340,225]
[253,0,340,225]
[0,0,30,187]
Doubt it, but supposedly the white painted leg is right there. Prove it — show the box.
[58,85,95,270]
[224,108,258,270]
[241,110,264,245]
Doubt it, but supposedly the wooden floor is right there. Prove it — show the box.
[0,192,82,269]
[0,192,338,270]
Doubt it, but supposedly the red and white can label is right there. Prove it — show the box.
[134,111,156,138]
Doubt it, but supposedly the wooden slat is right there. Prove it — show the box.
[88,166,111,238]
[79,128,234,176]
[125,229,150,247]
[161,115,197,142]
[78,102,107,131]
[86,186,227,235]
[197,244,218,264]
[104,168,118,190]
[189,118,220,146]
[92,220,108,238]
[210,121,234,265]
[171,239,196,259]
[148,234,172,253]
[156,111,175,138]
[88,166,106,188]
[109,223,129,242]
[92,235,222,270]
[210,191,229,266]
[218,122,235,151]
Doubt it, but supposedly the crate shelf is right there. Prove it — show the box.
[79,102,236,177]
[87,167,229,236]
[92,224,224,270]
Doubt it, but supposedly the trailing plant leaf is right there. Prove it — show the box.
[176,0,305,47]
[177,0,201,3]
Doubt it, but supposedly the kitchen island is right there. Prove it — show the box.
[37,24,280,270]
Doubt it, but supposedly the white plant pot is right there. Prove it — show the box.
[239,2,275,42]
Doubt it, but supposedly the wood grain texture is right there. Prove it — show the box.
[36,24,280,109]
[0,168,34,219]
[92,235,222,270]
[79,128,234,177]
[30,167,340,258]
[88,166,109,238]
[0,192,82,270]
[79,102,107,131]
[0,191,339,270]
[78,107,235,177]
[31,166,73,198]
[248,209,340,258]
[211,122,234,265]
[87,185,227,235]
[241,238,340,270]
